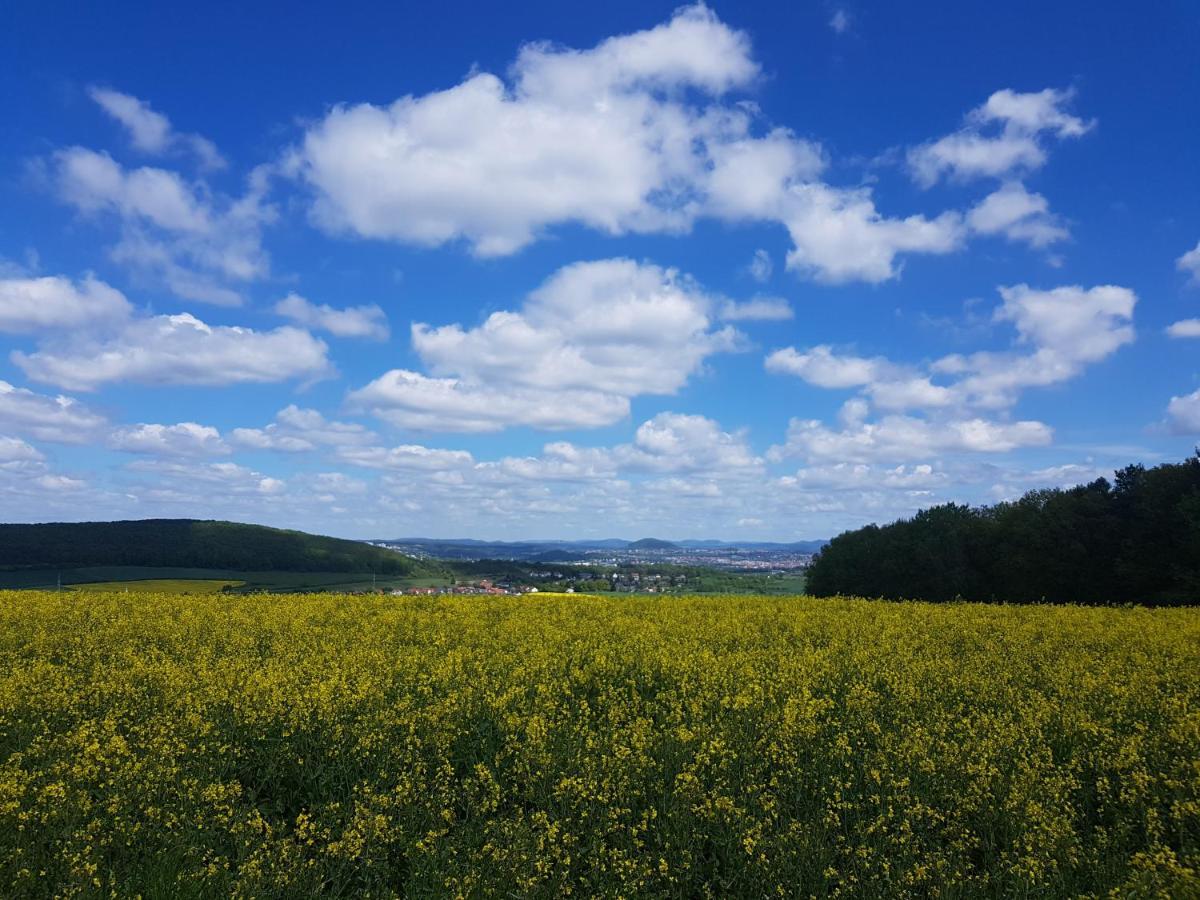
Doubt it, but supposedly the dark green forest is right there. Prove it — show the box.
[0,520,425,575]
[806,453,1200,605]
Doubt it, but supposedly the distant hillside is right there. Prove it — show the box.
[0,520,426,575]
[626,538,679,550]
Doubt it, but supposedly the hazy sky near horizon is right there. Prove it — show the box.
[1,1,1198,540]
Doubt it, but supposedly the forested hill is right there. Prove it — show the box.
[806,453,1200,606]
[0,519,424,574]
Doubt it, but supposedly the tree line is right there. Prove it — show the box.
[0,519,425,575]
[805,453,1200,605]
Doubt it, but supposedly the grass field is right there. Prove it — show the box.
[70,578,246,594]
[0,592,1197,897]
[0,566,441,593]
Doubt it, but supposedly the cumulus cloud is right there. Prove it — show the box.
[773,414,1052,463]
[1178,240,1200,284]
[615,412,760,472]
[0,380,107,443]
[0,274,131,333]
[908,88,1092,186]
[349,372,632,433]
[1167,389,1200,434]
[946,283,1136,408]
[1167,319,1200,338]
[337,444,475,471]
[230,405,375,452]
[967,181,1068,248]
[127,459,287,496]
[51,147,272,306]
[766,344,881,388]
[769,283,1136,414]
[786,462,947,491]
[88,86,224,169]
[766,284,1133,470]
[339,412,758,494]
[780,183,965,283]
[273,292,390,340]
[295,5,774,255]
[13,312,330,391]
[349,258,741,431]
[109,422,228,456]
[292,5,960,284]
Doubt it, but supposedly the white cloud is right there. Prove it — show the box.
[986,461,1112,501]
[349,372,632,433]
[308,472,368,496]
[230,405,375,452]
[482,442,618,483]
[947,283,1136,408]
[771,284,1135,416]
[349,258,741,432]
[0,380,107,443]
[908,88,1092,186]
[617,412,760,472]
[13,312,330,391]
[88,86,223,169]
[766,284,1132,468]
[867,377,955,411]
[56,147,211,232]
[765,347,953,410]
[291,6,960,284]
[766,344,881,387]
[0,436,45,472]
[704,130,826,221]
[52,147,272,305]
[337,444,475,471]
[336,412,757,495]
[273,292,389,340]
[0,274,131,333]
[109,422,227,457]
[35,474,87,492]
[747,248,773,282]
[773,414,1053,463]
[997,283,1134,359]
[786,462,946,491]
[1178,240,1200,284]
[780,183,965,283]
[467,413,761,485]
[127,459,287,496]
[1167,389,1200,434]
[967,181,1068,248]
[718,296,792,321]
[1167,319,1200,338]
[295,4,784,256]
[829,8,851,33]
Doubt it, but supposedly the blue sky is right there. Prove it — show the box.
[1,1,1197,540]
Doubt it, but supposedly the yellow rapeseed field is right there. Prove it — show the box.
[0,592,1197,898]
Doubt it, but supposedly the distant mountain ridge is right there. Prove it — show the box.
[378,536,827,560]
[0,520,427,575]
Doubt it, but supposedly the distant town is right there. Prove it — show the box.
[368,537,821,571]
[367,536,822,596]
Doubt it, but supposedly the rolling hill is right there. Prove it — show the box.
[0,519,430,575]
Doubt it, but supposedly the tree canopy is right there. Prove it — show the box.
[806,453,1200,605]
